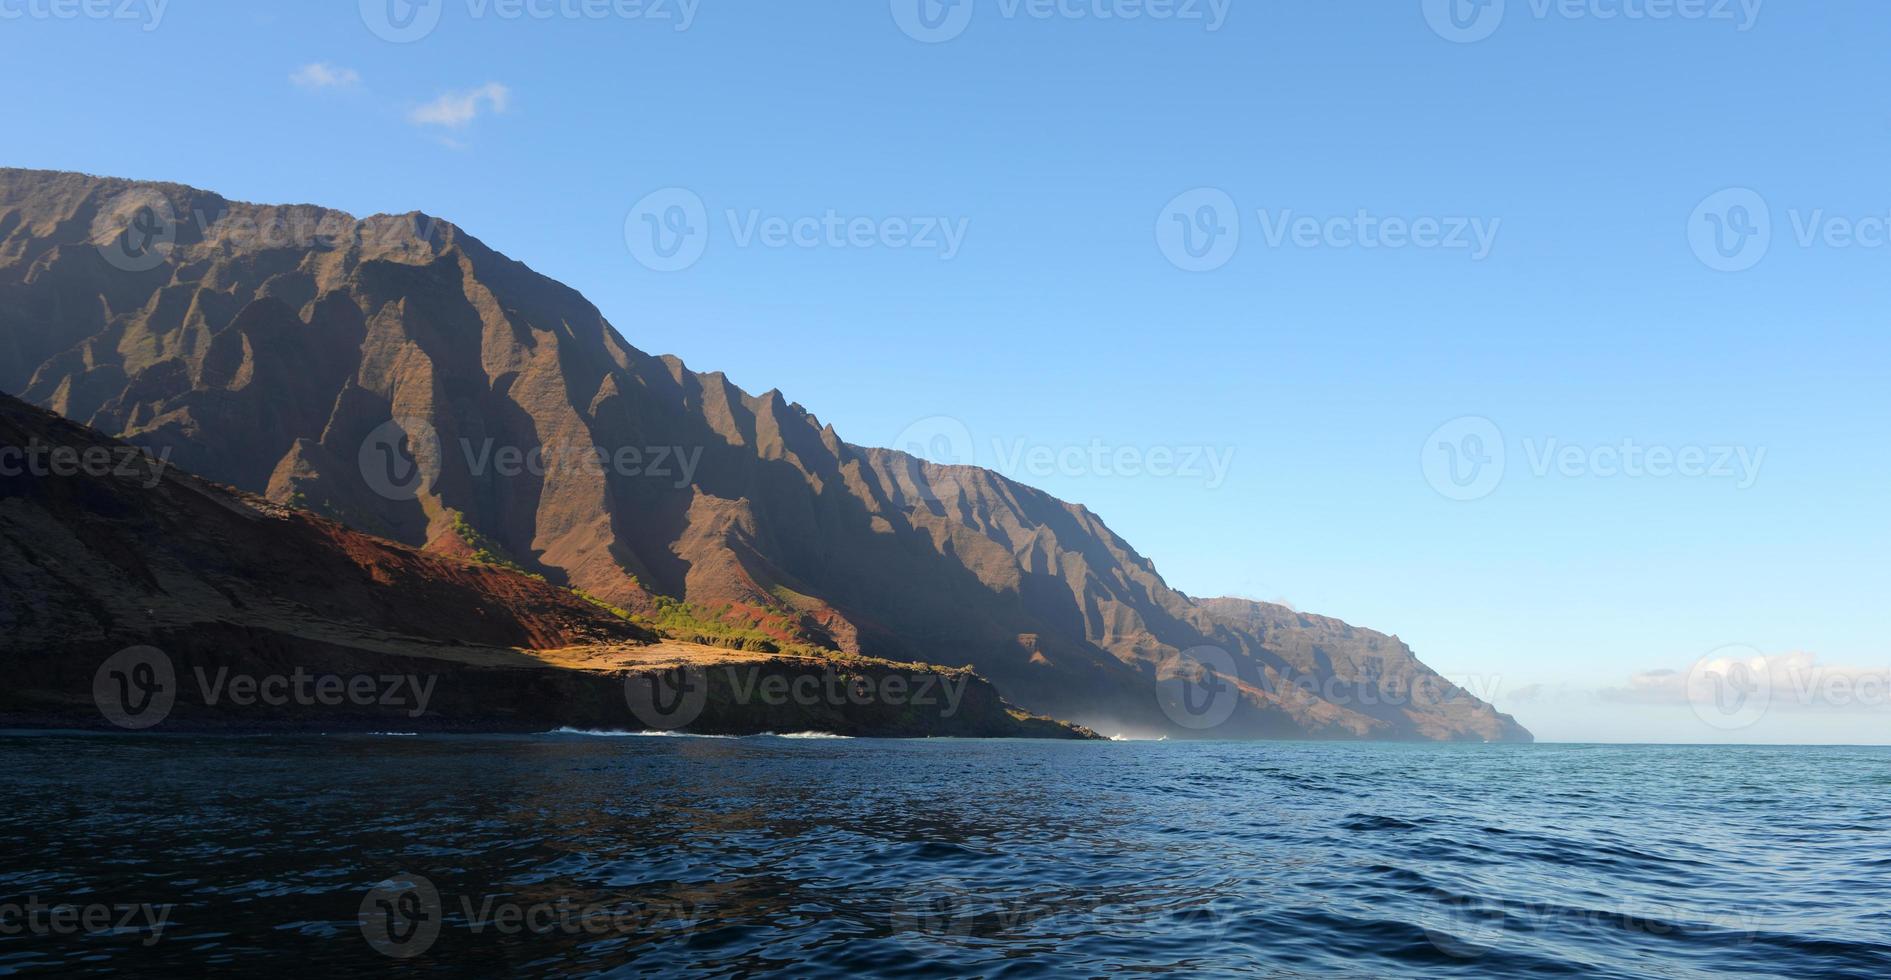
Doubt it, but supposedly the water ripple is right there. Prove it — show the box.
[0,736,1886,977]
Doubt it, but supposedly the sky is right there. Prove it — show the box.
[2,0,1887,743]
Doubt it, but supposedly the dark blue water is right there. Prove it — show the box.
[0,734,1885,978]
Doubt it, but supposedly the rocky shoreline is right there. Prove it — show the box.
[0,633,1100,740]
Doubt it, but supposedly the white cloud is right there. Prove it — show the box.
[290,63,361,91]
[1601,652,1891,713]
[408,83,512,129]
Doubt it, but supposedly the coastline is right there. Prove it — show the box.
[0,637,1102,741]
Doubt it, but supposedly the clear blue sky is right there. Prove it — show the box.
[4,1,1887,742]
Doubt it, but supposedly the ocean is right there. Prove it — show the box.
[0,734,1885,977]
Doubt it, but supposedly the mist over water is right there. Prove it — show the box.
[1,734,1885,977]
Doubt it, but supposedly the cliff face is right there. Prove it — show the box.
[0,168,1530,741]
[0,392,1092,739]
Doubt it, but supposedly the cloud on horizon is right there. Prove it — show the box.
[1599,651,1891,714]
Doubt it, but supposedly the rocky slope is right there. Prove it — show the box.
[0,168,1530,741]
[0,392,1090,738]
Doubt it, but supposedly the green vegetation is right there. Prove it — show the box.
[443,512,852,656]
[448,511,544,581]
[569,587,655,628]
[767,583,820,608]
[645,595,865,660]
[649,596,786,652]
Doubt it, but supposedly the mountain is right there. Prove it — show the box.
[0,391,1091,738]
[0,168,1529,741]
